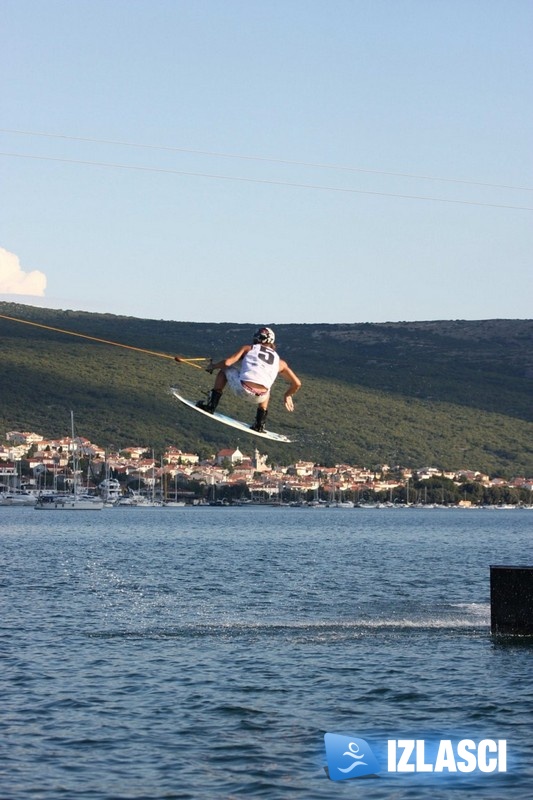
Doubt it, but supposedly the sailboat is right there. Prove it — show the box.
[163,471,186,507]
[0,461,37,506]
[34,412,104,510]
[325,477,355,508]
[129,450,163,506]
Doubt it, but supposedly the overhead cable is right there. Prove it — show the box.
[0,126,530,193]
[1,150,532,211]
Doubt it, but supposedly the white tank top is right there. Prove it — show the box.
[240,344,280,390]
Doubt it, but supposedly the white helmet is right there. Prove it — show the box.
[253,326,275,345]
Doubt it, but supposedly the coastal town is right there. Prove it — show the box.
[1,428,532,507]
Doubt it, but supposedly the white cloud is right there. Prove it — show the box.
[0,247,47,296]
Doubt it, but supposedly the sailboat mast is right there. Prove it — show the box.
[70,410,78,497]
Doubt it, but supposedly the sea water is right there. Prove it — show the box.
[1,506,532,799]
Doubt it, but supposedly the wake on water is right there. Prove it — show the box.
[88,603,491,640]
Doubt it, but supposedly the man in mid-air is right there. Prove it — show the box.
[196,326,301,433]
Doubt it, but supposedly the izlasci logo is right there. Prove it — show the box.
[324,734,380,781]
[324,734,507,781]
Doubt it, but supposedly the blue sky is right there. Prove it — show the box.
[1,0,532,324]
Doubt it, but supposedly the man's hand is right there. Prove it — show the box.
[284,394,294,412]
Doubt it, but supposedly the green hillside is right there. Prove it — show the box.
[1,302,532,475]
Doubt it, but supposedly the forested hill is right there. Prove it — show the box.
[1,302,532,475]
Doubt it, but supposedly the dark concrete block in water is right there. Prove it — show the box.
[490,565,533,635]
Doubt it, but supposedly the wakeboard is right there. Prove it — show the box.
[170,387,292,443]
